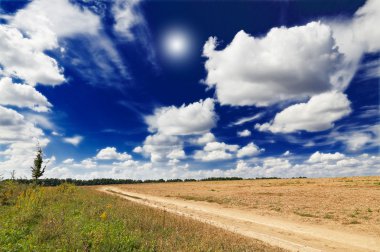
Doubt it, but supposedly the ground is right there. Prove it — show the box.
[103,176,380,251]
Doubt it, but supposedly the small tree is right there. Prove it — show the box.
[31,145,47,182]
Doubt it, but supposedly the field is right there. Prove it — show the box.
[111,176,380,251]
[2,177,379,251]
[0,182,283,252]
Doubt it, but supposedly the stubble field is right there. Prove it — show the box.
[116,176,380,236]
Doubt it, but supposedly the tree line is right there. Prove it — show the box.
[4,177,245,187]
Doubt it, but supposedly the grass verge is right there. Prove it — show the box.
[0,182,284,252]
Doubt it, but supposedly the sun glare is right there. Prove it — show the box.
[162,29,191,60]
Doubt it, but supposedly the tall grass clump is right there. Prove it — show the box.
[0,182,283,252]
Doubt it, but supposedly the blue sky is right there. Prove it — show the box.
[0,0,379,179]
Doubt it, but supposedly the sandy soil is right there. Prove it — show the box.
[98,179,380,252]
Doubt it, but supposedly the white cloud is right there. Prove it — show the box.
[232,154,379,179]
[202,0,380,108]
[0,101,51,179]
[136,133,184,163]
[62,158,74,164]
[203,22,345,106]
[204,142,239,152]
[237,142,263,158]
[111,0,157,66]
[133,146,143,153]
[194,141,239,162]
[0,123,49,179]
[256,92,351,133]
[43,151,379,180]
[334,124,380,152]
[112,0,141,40]
[307,151,346,163]
[63,135,83,146]
[0,0,102,86]
[96,147,132,161]
[80,158,97,169]
[194,150,233,162]
[329,0,380,81]
[145,98,217,136]
[282,150,292,156]
[24,113,55,130]
[0,25,64,86]
[344,133,373,151]
[237,129,251,137]
[0,106,44,144]
[10,0,100,38]
[230,113,263,126]
[0,77,52,112]
[52,131,62,136]
[167,149,186,160]
[192,132,216,145]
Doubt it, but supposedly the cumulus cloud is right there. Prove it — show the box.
[62,158,74,164]
[237,129,251,137]
[0,0,101,86]
[237,142,263,158]
[24,113,55,130]
[46,151,380,180]
[256,92,351,133]
[167,149,186,160]
[10,0,100,38]
[96,147,132,161]
[63,135,83,146]
[135,133,184,163]
[307,151,346,163]
[203,142,239,152]
[194,150,233,162]
[194,141,239,162]
[233,154,379,179]
[145,98,217,136]
[0,106,44,144]
[0,106,49,178]
[203,0,380,108]
[0,25,64,86]
[0,77,52,112]
[192,132,216,145]
[203,22,346,106]
[80,158,97,169]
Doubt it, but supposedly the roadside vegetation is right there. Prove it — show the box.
[0,181,284,251]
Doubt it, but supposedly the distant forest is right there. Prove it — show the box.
[2,176,306,186]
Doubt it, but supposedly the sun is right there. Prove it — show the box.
[162,29,191,60]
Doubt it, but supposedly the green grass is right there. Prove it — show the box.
[0,182,283,252]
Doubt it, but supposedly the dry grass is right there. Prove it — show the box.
[116,176,380,236]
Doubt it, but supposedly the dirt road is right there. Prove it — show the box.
[98,186,380,252]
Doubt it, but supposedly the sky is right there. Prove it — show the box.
[0,0,379,180]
